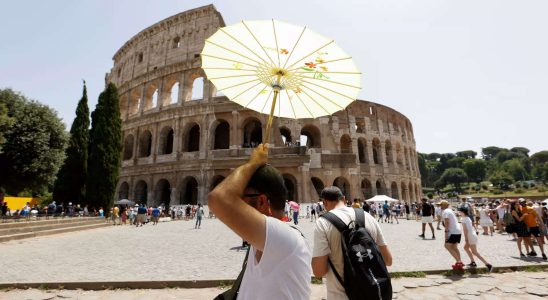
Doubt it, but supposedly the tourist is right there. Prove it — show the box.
[419,198,436,239]
[208,144,311,299]
[312,186,392,299]
[363,200,371,214]
[435,202,443,230]
[391,203,399,224]
[151,206,160,225]
[121,207,127,225]
[351,198,361,208]
[440,200,463,270]
[136,204,147,227]
[195,203,204,229]
[495,200,507,233]
[521,200,547,259]
[458,198,477,234]
[311,202,317,222]
[293,204,299,225]
[2,202,9,217]
[382,200,390,223]
[459,207,493,272]
[509,200,530,257]
[478,204,495,236]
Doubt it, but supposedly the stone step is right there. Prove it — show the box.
[0,218,105,236]
[0,217,104,229]
[0,223,110,243]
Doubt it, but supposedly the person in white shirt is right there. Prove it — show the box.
[440,200,464,270]
[458,207,493,272]
[478,204,494,235]
[208,144,311,300]
[312,186,392,300]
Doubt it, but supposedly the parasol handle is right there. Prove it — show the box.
[264,74,282,146]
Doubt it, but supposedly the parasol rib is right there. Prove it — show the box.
[230,81,264,102]
[299,84,346,110]
[259,89,274,113]
[281,26,308,70]
[300,78,361,89]
[218,28,272,67]
[272,19,281,67]
[285,40,335,71]
[293,91,316,118]
[241,21,277,67]
[217,78,261,91]
[205,40,262,65]
[202,67,257,72]
[284,90,298,119]
[244,86,271,107]
[298,88,333,116]
[201,54,257,68]
[299,80,357,101]
[294,70,362,75]
[208,74,259,80]
[286,57,353,72]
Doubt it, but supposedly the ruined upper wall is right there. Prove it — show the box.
[107,4,225,87]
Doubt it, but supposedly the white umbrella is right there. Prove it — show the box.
[365,195,398,203]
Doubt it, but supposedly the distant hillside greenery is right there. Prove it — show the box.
[419,147,548,197]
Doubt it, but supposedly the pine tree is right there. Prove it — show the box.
[86,83,122,210]
[53,82,90,204]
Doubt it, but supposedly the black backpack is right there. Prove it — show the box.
[321,208,392,300]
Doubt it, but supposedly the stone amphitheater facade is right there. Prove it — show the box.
[106,5,422,207]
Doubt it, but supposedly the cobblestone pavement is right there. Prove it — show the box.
[0,215,546,283]
[1,271,547,299]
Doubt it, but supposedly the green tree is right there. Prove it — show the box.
[0,102,15,153]
[482,146,505,160]
[532,162,548,184]
[448,156,465,169]
[456,150,477,159]
[510,147,530,157]
[501,158,528,181]
[0,89,68,194]
[495,150,525,163]
[531,151,548,166]
[463,158,487,183]
[437,168,468,192]
[418,153,428,184]
[489,170,514,190]
[53,82,90,204]
[86,83,122,210]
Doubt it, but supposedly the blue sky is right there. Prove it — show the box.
[1,0,547,155]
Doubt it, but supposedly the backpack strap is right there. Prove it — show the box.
[321,212,348,232]
[353,208,365,228]
[214,247,250,300]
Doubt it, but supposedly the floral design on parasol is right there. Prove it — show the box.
[201,19,361,144]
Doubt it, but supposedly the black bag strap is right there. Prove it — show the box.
[214,246,250,300]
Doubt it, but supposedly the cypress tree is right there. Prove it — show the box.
[86,83,122,210]
[53,82,90,204]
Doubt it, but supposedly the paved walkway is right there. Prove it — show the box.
[0,216,545,283]
[1,271,547,299]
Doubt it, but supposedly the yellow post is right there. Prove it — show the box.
[264,74,282,145]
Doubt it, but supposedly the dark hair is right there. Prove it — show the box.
[247,165,287,211]
[321,186,344,201]
[458,207,469,216]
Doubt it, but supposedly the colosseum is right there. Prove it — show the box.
[106,4,422,207]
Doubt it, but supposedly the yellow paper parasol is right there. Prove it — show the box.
[201,19,361,144]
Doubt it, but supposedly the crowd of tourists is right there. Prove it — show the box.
[0,201,93,219]
[104,203,206,229]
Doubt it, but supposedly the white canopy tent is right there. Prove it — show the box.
[365,195,398,203]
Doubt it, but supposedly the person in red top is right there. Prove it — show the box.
[520,199,547,259]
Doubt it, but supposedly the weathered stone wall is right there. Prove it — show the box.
[108,5,422,207]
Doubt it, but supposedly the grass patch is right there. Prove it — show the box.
[218,280,234,289]
[521,265,547,272]
[390,271,427,279]
[38,284,49,290]
[311,277,323,285]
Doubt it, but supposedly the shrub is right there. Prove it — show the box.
[539,187,546,193]
[514,188,524,194]
[522,182,530,189]
[493,189,503,195]
[427,192,434,199]
[514,182,521,188]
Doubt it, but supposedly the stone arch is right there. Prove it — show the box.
[123,134,134,160]
[401,181,409,201]
[408,182,415,202]
[118,182,129,200]
[129,88,141,115]
[404,147,410,170]
[138,130,153,157]
[134,180,148,204]
[119,94,129,118]
[183,123,200,152]
[416,183,421,200]
[311,177,324,199]
[385,140,393,163]
[154,179,171,207]
[172,36,181,49]
[279,127,292,145]
[180,176,199,205]
[242,118,262,147]
[358,138,368,164]
[282,174,298,202]
[391,182,399,199]
[375,180,386,195]
[210,175,225,191]
[333,177,351,201]
[340,134,352,154]
[190,77,204,100]
[212,120,230,150]
[300,124,321,148]
[361,179,373,199]
[372,138,382,165]
[396,143,403,167]
[144,82,159,110]
[158,126,174,155]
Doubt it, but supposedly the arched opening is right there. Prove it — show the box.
[311,177,324,199]
[401,182,409,201]
[170,82,179,104]
[210,175,226,191]
[118,182,129,200]
[333,177,351,201]
[300,125,321,148]
[144,83,158,110]
[242,119,262,147]
[180,177,199,205]
[375,180,386,195]
[372,138,381,165]
[172,36,181,49]
[408,182,414,202]
[283,174,298,202]
[190,77,204,100]
[158,127,174,155]
[138,130,152,157]
[404,148,410,170]
[151,90,158,108]
[396,144,403,167]
[129,89,141,115]
[154,179,171,207]
[361,179,373,199]
[185,124,200,152]
[385,140,393,163]
[280,127,292,145]
[391,182,399,199]
[123,134,134,160]
[358,138,367,164]
[340,134,352,153]
[134,180,148,204]
[213,121,230,150]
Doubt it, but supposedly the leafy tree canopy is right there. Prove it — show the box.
[437,168,468,191]
[489,170,514,190]
[482,146,506,160]
[510,147,530,157]
[501,158,528,181]
[463,158,487,183]
[531,151,548,166]
[456,150,477,159]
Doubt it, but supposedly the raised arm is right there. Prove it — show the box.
[207,144,268,251]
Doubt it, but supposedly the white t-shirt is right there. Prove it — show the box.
[237,216,311,300]
[442,208,462,235]
[313,207,387,300]
[460,216,477,239]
